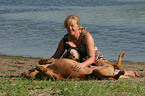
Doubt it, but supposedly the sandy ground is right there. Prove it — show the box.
[0,54,145,80]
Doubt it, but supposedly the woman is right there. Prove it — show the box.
[39,15,105,71]
[22,15,139,80]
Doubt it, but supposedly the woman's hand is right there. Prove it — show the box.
[71,62,86,72]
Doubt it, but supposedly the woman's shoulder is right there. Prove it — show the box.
[62,33,68,43]
[63,33,68,38]
[81,30,92,38]
[81,30,94,44]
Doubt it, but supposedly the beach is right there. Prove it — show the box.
[0,54,144,81]
[0,1,145,95]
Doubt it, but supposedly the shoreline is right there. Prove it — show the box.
[0,54,145,79]
[0,53,144,63]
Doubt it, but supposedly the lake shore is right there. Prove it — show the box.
[0,54,145,80]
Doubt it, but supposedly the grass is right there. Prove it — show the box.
[0,78,145,96]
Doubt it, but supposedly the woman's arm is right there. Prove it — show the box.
[39,38,65,64]
[73,32,95,70]
[51,38,65,59]
[81,32,95,66]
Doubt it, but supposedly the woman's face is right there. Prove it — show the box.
[67,19,79,36]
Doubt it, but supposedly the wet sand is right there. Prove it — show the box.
[0,54,145,80]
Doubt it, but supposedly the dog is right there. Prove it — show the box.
[22,52,126,80]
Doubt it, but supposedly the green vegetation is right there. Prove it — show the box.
[0,78,145,96]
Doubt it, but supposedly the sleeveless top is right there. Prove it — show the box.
[63,31,105,62]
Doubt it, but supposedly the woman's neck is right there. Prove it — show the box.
[69,33,82,46]
[71,31,81,40]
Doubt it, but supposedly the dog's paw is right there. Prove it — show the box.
[119,51,126,58]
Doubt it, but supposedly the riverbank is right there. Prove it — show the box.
[0,54,145,80]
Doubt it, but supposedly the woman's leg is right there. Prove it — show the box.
[124,71,140,77]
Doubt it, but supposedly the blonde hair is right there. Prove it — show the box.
[64,15,86,30]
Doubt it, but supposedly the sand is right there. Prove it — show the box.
[0,54,145,80]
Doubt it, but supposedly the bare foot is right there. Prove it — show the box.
[134,71,140,77]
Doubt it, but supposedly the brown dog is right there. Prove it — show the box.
[22,52,126,80]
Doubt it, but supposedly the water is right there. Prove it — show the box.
[0,0,145,62]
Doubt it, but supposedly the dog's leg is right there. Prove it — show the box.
[92,65,125,80]
[116,51,126,69]
[36,65,68,80]
[95,52,126,69]
[39,58,57,65]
